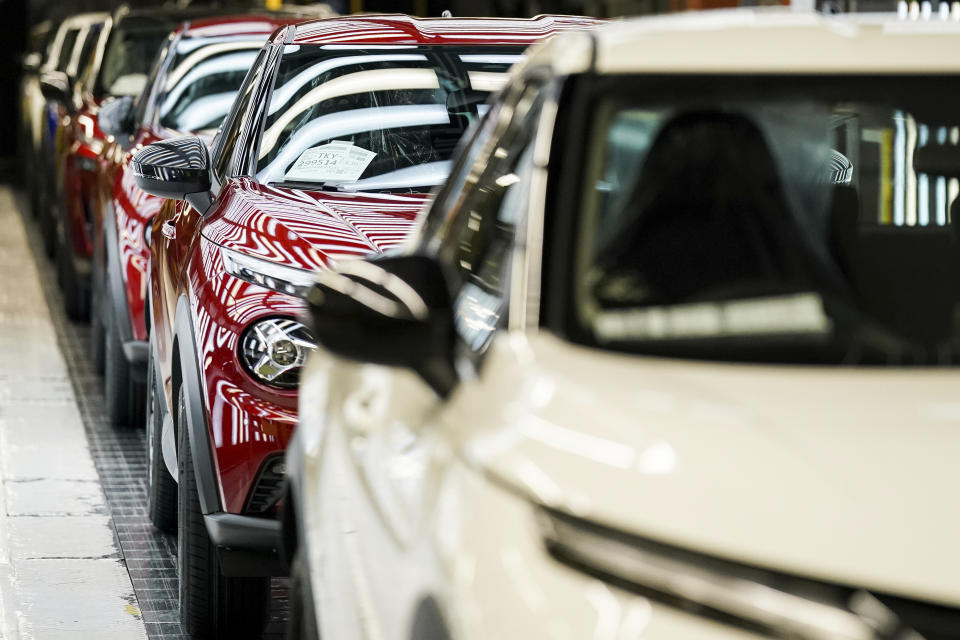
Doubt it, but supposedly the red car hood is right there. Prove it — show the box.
[201,178,428,270]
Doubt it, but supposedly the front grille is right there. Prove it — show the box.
[243,456,286,516]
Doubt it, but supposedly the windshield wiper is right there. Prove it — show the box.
[267,181,357,193]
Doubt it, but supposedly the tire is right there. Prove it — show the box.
[146,335,176,533]
[176,385,269,638]
[89,254,106,374]
[287,550,320,640]
[60,226,90,321]
[41,194,57,258]
[103,289,142,427]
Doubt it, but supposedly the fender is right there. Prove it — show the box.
[103,200,147,366]
[173,294,222,515]
[174,294,286,576]
[174,295,285,576]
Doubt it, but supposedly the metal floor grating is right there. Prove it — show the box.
[16,190,289,640]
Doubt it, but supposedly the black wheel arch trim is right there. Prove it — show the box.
[103,201,137,347]
[204,513,285,577]
[174,295,222,515]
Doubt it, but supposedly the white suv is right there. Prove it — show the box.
[284,10,960,640]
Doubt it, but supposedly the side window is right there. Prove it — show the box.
[134,35,175,129]
[436,80,547,356]
[416,100,503,249]
[72,24,102,79]
[56,28,80,72]
[211,47,269,183]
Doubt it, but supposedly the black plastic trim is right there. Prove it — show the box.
[174,296,221,515]
[204,512,284,577]
[242,453,286,515]
[122,340,149,370]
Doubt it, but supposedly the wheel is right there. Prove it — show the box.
[103,288,142,427]
[146,335,176,533]
[176,385,269,638]
[287,550,320,640]
[60,224,90,321]
[41,194,58,258]
[89,251,106,374]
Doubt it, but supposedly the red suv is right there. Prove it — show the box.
[88,15,302,428]
[50,7,220,320]
[132,14,600,638]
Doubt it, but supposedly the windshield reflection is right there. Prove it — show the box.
[155,37,266,133]
[256,46,523,192]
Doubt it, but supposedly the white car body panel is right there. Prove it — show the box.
[524,9,960,76]
[449,332,960,608]
[298,353,768,640]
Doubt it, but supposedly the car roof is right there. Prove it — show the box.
[279,13,603,47]
[524,8,960,75]
[60,12,110,29]
[177,15,304,39]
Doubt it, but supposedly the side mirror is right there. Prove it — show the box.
[98,96,135,139]
[308,254,457,396]
[39,70,72,108]
[131,136,213,212]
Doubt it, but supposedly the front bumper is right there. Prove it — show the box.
[205,512,285,577]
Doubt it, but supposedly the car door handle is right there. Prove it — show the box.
[161,221,176,239]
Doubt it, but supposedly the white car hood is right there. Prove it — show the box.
[458,332,960,608]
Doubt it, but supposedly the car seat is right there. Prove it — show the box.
[602,110,834,304]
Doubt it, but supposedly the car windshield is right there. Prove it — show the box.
[98,18,177,97]
[572,76,960,366]
[255,44,525,192]
[157,36,265,134]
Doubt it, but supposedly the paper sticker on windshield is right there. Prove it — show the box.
[285,141,376,183]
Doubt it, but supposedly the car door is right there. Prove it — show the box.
[318,73,554,640]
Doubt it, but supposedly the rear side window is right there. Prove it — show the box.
[97,19,176,97]
[157,39,263,134]
[56,29,79,72]
[73,24,103,78]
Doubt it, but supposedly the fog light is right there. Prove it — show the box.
[240,318,316,388]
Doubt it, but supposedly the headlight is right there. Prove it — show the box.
[221,245,317,298]
[538,508,910,640]
[239,318,316,388]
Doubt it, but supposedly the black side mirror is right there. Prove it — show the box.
[131,136,213,212]
[98,96,135,139]
[39,70,73,109]
[308,254,457,396]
